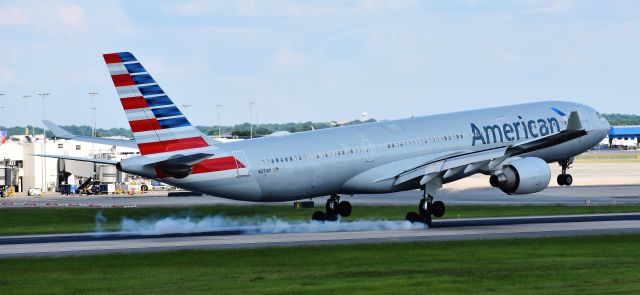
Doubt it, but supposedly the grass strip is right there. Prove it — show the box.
[2,204,640,236]
[1,234,640,294]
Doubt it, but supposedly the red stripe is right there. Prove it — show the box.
[192,156,245,174]
[103,53,122,64]
[111,74,135,87]
[155,156,245,178]
[120,96,148,110]
[129,118,161,133]
[138,137,209,155]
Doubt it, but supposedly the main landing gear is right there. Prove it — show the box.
[405,194,445,226]
[312,194,352,221]
[557,159,573,186]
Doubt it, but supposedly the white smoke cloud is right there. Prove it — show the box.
[110,214,426,235]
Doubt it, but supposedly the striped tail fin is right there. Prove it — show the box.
[103,52,210,155]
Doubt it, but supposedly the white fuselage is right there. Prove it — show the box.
[156,101,609,202]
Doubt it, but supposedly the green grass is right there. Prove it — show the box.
[2,204,640,236]
[576,153,640,162]
[2,234,640,294]
[577,154,639,159]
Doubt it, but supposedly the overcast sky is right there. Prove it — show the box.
[1,0,639,129]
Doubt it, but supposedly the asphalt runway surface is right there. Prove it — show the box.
[2,213,640,258]
[2,184,639,207]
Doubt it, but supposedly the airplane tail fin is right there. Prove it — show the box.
[103,52,210,155]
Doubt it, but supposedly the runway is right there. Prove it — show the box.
[2,213,640,258]
[3,184,640,207]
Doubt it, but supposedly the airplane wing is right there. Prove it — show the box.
[387,111,587,187]
[43,120,138,149]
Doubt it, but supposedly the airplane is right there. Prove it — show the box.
[40,52,610,225]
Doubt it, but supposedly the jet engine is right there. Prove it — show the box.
[489,157,551,195]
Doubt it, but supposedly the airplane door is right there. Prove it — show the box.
[363,139,374,162]
[231,150,250,177]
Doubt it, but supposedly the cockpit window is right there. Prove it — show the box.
[596,112,602,119]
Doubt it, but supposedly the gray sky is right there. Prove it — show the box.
[0,0,639,129]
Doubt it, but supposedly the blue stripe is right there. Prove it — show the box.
[131,74,155,85]
[550,107,566,116]
[124,63,146,74]
[152,106,182,118]
[118,52,137,62]
[158,117,191,129]
[138,85,164,96]
[145,95,173,107]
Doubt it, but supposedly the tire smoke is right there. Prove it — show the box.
[100,214,426,235]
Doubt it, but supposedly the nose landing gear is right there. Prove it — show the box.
[311,194,352,221]
[557,159,574,186]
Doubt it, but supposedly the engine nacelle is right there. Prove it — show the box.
[489,157,551,195]
[157,164,192,179]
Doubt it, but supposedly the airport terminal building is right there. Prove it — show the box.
[609,126,640,148]
[0,135,139,194]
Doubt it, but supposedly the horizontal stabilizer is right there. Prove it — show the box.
[43,120,138,149]
[162,153,215,166]
[32,154,118,165]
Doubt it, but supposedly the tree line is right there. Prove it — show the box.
[601,114,640,126]
[2,114,639,139]
[0,119,377,138]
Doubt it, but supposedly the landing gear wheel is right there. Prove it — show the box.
[405,212,421,223]
[325,213,338,222]
[431,201,445,218]
[338,201,352,217]
[313,194,347,221]
[312,211,326,221]
[564,174,573,186]
[326,199,337,215]
[557,174,573,186]
[418,199,430,216]
[557,159,574,186]
[422,214,432,226]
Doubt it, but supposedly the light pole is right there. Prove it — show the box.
[89,92,98,137]
[0,93,4,120]
[216,104,223,138]
[249,101,255,139]
[23,95,31,136]
[38,93,50,193]
[181,104,192,117]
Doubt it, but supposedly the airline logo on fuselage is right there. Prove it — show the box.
[471,116,561,146]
